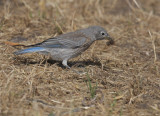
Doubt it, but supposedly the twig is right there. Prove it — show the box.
[148,30,157,63]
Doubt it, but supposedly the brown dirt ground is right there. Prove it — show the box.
[0,0,160,116]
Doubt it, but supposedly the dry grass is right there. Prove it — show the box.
[0,0,160,115]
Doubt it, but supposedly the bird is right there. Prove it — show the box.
[14,26,114,68]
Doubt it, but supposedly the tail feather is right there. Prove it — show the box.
[14,47,45,55]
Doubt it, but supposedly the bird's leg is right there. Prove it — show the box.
[62,59,70,69]
[62,59,86,75]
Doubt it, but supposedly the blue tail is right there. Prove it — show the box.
[14,47,45,55]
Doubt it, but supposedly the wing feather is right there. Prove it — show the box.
[28,32,88,49]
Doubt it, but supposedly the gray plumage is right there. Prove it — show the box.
[14,26,113,68]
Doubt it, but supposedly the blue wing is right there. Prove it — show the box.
[27,32,88,49]
[14,31,90,55]
[14,47,46,55]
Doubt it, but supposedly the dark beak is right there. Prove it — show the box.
[106,35,114,45]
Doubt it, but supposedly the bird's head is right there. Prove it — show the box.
[88,26,114,45]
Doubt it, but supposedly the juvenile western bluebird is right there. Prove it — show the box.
[14,26,114,68]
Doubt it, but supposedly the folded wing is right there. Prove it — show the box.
[28,32,88,49]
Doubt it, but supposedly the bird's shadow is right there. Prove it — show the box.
[13,57,101,68]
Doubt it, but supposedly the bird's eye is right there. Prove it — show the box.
[101,32,105,35]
